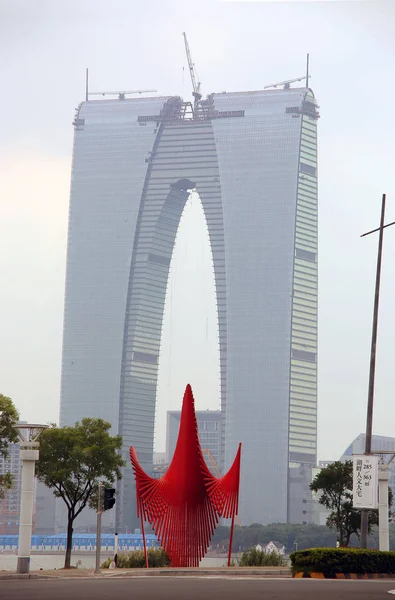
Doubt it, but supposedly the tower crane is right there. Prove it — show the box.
[182,32,202,106]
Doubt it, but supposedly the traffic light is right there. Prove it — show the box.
[103,488,116,511]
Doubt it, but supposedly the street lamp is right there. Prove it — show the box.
[14,423,48,574]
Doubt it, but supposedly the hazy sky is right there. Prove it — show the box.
[1,0,395,459]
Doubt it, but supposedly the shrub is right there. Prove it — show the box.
[290,547,395,576]
[101,547,170,569]
[229,558,239,567]
[239,548,286,567]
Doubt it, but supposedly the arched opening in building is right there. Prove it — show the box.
[155,188,220,464]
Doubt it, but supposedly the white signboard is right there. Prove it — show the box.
[353,454,378,509]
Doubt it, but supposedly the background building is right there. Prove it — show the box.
[152,452,167,479]
[341,433,395,499]
[0,443,58,536]
[153,452,166,465]
[311,439,395,529]
[34,481,56,535]
[0,443,21,535]
[60,86,319,528]
[311,460,333,526]
[166,410,222,476]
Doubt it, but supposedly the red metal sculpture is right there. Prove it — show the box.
[130,384,241,567]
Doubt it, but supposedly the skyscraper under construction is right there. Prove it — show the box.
[60,83,319,529]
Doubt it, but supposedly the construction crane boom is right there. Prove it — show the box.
[89,89,157,99]
[264,75,310,90]
[265,54,311,91]
[182,32,202,104]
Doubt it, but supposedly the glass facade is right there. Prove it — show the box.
[0,443,21,534]
[288,90,319,523]
[60,88,319,529]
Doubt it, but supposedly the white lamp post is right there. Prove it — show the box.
[14,423,48,574]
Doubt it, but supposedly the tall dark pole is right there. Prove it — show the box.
[306,53,310,88]
[95,482,103,573]
[85,68,89,102]
[360,193,386,548]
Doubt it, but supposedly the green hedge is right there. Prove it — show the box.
[290,548,395,575]
[239,548,286,567]
[101,548,170,569]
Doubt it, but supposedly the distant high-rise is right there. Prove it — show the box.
[341,434,395,500]
[0,443,21,534]
[60,88,319,528]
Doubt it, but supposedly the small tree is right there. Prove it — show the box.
[0,394,19,497]
[310,460,392,547]
[36,418,125,568]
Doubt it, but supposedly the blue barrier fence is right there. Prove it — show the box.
[0,534,159,551]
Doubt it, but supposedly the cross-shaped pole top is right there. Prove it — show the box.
[360,193,395,549]
[361,194,395,238]
[361,193,395,455]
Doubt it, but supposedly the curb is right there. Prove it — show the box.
[0,568,292,580]
[0,574,52,580]
[104,569,292,577]
[293,572,395,579]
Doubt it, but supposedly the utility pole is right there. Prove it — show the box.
[95,483,104,573]
[360,194,395,548]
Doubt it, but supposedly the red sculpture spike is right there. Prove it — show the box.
[130,384,241,567]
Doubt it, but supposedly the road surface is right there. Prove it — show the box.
[1,577,395,599]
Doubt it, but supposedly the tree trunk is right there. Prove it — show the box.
[65,513,74,569]
[338,522,345,547]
